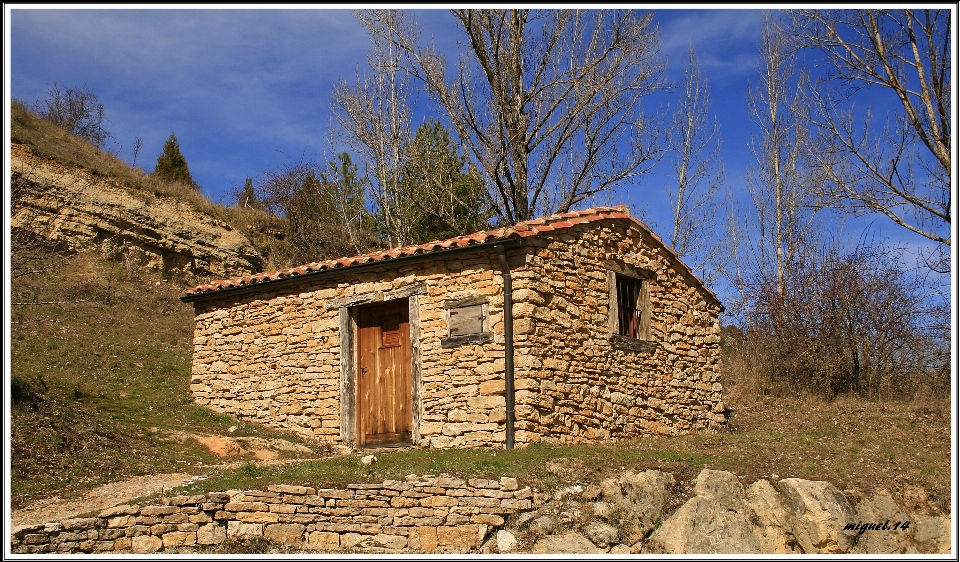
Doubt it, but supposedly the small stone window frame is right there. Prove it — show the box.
[607,267,656,352]
[441,296,493,348]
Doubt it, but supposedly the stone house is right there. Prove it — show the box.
[181,205,725,450]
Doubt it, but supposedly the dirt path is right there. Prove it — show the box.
[10,430,329,530]
[11,472,203,529]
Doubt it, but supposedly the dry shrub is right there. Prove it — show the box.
[727,243,948,403]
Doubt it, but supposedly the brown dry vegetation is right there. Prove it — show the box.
[10,100,297,271]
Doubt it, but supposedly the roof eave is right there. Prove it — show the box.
[180,237,524,304]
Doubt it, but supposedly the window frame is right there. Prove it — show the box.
[607,267,655,352]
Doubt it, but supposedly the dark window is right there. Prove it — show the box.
[616,274,644,339]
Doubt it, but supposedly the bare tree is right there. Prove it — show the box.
[32,83,112,148]
[737,239,948,399]
[333,10,417,247]
[665,47,726,285]
[743,13,822,297]
[790,9,951,270]
[357,9,667,224]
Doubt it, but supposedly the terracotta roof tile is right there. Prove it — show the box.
[183,204,717,305]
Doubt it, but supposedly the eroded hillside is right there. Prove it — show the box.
[11,143,264,279]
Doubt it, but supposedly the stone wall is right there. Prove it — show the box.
[189,251,512,447]
[188,218,724,449]
[10,476,532,554]
[509,221,725,443]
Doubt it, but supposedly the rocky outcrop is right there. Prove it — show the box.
[10,144,264,279]
[646,469,763,553]
[508,469,950,555]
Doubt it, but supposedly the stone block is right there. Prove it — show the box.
[196,523,226,545]
[21,533,49,545]
[226,521,264,540]
[224,500,271,512]
[236,511,280,523]
[98,528,125,541]
[150,523,177,535]
[161,531,197,549]
[60,518,101,531]
[268,484,316,495]
[112,537,132,552]
[467,395,505,409]
[436,524,483,551]
[421,495,460,508]
[189,512,213,524]
[340,533,364,550]
[264,523,305,544]
[479,380,505,395]
[412,526,438,553]
[108,515,137,528]
[306,531,340,551]
[131,535,162,554]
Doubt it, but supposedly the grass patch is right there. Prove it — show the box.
[8,250,318,508]
[176,440,715,500]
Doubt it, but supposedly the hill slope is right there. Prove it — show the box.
[10,101,274,279]
[8,103,310,507]
[7,101,951,540]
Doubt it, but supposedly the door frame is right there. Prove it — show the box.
[339,292,421,448]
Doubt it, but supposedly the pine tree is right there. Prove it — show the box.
[390,119,492,243]
[153,132,198,189]
[237,177,262,210]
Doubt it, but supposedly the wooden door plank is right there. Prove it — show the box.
[356,299,412,447]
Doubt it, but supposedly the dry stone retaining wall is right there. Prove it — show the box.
[10,475,531,554]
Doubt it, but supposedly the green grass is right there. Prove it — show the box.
[8,250,320,507]
[175,441,715,499]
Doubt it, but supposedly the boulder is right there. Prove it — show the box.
[745,479,801,553]
[776,478,856,553]
[583,521,620,548]
[496,530,518,553]
[599,469,674,541]
[531,532,601,554]
[526,515,557,537]
[646,469,762,554]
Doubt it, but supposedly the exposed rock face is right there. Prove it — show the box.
[598,469,674,541]
[776,477,857,553]
[10,144,264,279]
[647,469,762,554]
[513,469,949,555]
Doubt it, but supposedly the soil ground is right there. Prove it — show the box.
[9,431,324,529]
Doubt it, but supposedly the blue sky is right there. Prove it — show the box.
[5,5,953,289]
[6,7,759,221]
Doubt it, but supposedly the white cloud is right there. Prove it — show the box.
[656,9,761,80]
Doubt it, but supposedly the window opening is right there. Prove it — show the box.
[616,274,643,339]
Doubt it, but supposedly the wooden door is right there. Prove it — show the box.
[356,299,412,447]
